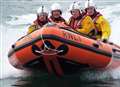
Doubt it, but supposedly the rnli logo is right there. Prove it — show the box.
[62,31,82,41]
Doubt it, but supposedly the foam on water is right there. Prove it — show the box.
[100,4,120,45]
[6,14,36,25]
[0,24,28,80]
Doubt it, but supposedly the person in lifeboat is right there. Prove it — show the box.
[68,2,96,37]
[49,3,66,24]
[84,0,111,42]
[27,6,49,34]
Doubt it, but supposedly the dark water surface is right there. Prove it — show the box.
[11,75,120,87]
[1,71,120,87]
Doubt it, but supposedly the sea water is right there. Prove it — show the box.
[0,0,120,87]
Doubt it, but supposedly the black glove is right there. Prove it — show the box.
[102,39,108,43]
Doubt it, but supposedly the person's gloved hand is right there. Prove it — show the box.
[102,39,108,43]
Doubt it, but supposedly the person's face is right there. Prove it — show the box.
[38,14,47,22]
[52,10,61,18]
[86,7,95,16]
[71,9,81,19]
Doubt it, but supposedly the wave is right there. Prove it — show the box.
[0,24,27,80]
[6,14,36,25]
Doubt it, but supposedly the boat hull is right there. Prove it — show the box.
[8,23,120,75]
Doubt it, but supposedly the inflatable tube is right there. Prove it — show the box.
[8,23,120,75]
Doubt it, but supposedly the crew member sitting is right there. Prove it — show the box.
[68,2,96,37]
[27,6,49,34]
[49,3,66,24]
[84,0,111,42]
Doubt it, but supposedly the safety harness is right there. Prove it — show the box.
[92,13,102,36]
[69,15,87,30]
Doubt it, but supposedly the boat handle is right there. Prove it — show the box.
[92,43,99,48]
[112,49,120,53]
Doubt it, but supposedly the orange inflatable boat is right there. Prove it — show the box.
[8,23,120,76]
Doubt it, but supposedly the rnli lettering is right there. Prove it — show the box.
[62,31,81,41]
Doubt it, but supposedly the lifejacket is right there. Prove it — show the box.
[91,12,103,36]
[69,15,87,30]
[27,18,49,34]
[49,16,66,23]
[92,12,102,23]
[69,15,96,37]
[90,12,111,40]
[84,8,102,23]
[33,19,49,28]
[84,8,111,40]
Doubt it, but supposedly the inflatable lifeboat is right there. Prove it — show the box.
[8,23,120,76]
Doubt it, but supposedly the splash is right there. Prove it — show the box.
[6,14,36,25]
[0,24,27,80]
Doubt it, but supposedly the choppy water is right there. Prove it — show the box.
[0,0,120,87]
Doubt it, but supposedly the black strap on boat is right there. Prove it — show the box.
[112,48,120,53]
